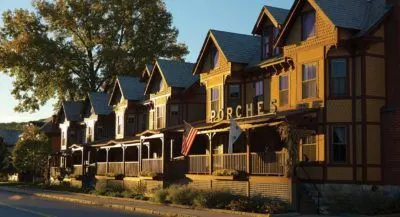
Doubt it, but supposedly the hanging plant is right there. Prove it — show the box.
[277,121,314,177]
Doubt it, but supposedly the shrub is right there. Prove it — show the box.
[152,188,169,203]
[166,185,199,205]
[212,169,239,176]
[193,190,237,209]
[93,182,124,196]
[114,173,124,180]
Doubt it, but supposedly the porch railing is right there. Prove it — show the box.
[108,162,124,175]
[251,151,287,176]
[186,151,287,176]
[73,165,82,176]
[125,162,139,177]
[97,162,107,175]
[213,153,247,173]
[188,155,209,174]
[142,158,163,174]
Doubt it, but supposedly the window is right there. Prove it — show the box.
[156,106,165,129]
[302,11,316,40]
[273,28,281,56]
[331,59,348,97]
[254,81,264,114]
[211,87,220,114]
[262,27,272,59]
[228,84,241,109]
[127,114,135,124]
[302,63,317,99]
[302,135,317,161]
[170,104,179,116]
[117,115,122,134]
[279,75,289,106]
[211,47,219,69]
[96,125,104,138]
[332,126,347,163]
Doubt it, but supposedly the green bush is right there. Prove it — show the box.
[93,182,124,196]
[212,169,239,176]
[166,185,199,205]
[193,190,238,209]
[152,188,169,203]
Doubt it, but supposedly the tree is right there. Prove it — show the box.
[12,125,51,183]
[0,138,10,172]
[0,0,188,112]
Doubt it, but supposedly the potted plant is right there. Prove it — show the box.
[212,169,239,180]
[139,171,159,180]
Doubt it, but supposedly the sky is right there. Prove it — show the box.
[0,0,294,123]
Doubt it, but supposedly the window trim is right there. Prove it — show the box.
[301,135,317,162]
[330,125,350,164]
[155,105,165,129]
[329,58,349,98]
[301,62,318,100]
[301,10,316,41]
[279,75,289,106]
[210,86,220,115]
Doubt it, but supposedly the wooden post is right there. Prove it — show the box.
[122,146,126,176]
[106,148,109,174]
[170,139,174,161]
[246,130,251,174]
[207,133,213,175]
[139,139,143,172]
[161,136,165,174]
[81,149,85,176]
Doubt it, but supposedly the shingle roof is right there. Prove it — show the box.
[314,0,391,31]
[0,130,22,146]
[264,5,290,25]
[156,59,198,89]
[117,76,146,101]
[62,101,84,122]
[88,92,113,115]
[210,30,261,64]
[40,116,60,134]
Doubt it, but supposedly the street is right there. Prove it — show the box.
[0,190,156,217]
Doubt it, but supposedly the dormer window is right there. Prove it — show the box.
[302,11,316,40]
[202,46,219,72]
[262,27,280,59]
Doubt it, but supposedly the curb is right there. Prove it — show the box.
[0,186,291,217]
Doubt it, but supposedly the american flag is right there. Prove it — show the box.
[181,121,198,156]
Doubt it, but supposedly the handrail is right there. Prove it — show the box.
[299,164,321,214]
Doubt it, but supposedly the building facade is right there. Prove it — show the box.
[50,0,400,210]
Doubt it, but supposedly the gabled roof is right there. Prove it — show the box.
[252,5,290,34]
[88,92,113,116]
[62,101,84,122]
[111,76,146,103]
[40,116,60,134]
[0,129,22,146]
[276,0,391,46]
[145,59,197,94]
[193,30,261,74]
[141,64,153,81]
[314,0,391,31]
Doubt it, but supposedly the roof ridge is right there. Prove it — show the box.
[264,5,290,11]
[210,29,259,38]
[157,58,195,65]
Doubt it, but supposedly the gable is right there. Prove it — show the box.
[145,63,168,95]
[109,81,123,106]
[195,36,228,75]
[252,6,290,35]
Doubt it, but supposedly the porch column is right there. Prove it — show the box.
[139,139,143,172]
[246,130,251,174]
[122,146,126,176]
[161,137,165,174]
[106,148,110,174]
[207,133,213,175]
[170,139,174,161]
[81,149,85,176]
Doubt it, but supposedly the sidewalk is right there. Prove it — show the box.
[0,186,287,217]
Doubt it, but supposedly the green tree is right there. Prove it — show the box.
[0,0,188,112]
[12,125,51,183]
[0,138,10,172]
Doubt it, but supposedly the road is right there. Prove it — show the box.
[0,190,156,217]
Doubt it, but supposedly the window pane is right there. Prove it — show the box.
[331,59,347,96]
[255,81,263,96]
[332,126,347,163]
[333,127,346,144]
[229,85,240,99]
[279,76,288,90]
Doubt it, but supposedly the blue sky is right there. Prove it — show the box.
[0,0,294,123]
